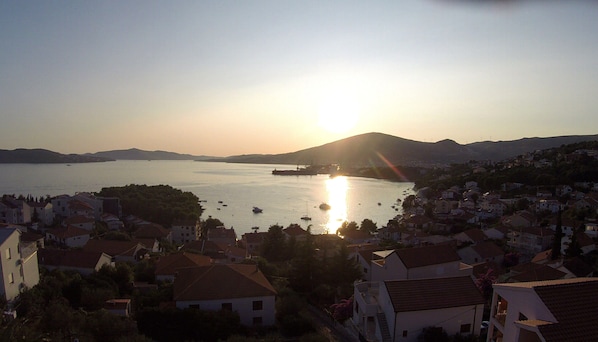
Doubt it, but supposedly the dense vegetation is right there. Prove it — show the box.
[415,141,598,191]
[97,184,202,226]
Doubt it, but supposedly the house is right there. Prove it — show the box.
[488,278,598,342]
[181,240,246,264]
[82,239,148,263]
[104,299,132,317]
[340,229,374,244]
[206,226,237,246]
[171,220,200,244]
[38,249,113,275]
[155,252,212,282]
[0,228,40,302]
[454,228,487,245]
[370,245,473,282]
[27,201,54,226]
[501,262,567,283]
[132,223,172,243]
[65,215,95,231]
[507,226,554,256]
[403,215,434,230]
[72,192,104,220]
[535,199,562,214]
[132,238,160,253]
[241,232,267,256]
[173,264,277,326]
[483,226,508,240]
[502,211,536,228]
[348,244,384,281]
[100,213,124,231]
[282,224,309,241]
[480,198,508,217]
[0,198,25,224]
[68,199,95,218]
[353,276,485,342]
[45,225,91,248]
[457,241,505,265]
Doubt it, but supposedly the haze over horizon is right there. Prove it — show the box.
[2,1,597,157]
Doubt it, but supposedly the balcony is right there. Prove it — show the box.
[355,281,381,316]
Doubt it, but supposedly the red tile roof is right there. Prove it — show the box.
[83,239,144,257]
[155,252,212,276]
[384,276,484,312]
[462,228,487,243]
[283,225,308,237]
[38,248,109,269]
[471,241,504,259]
[48,225,90,239]
[395,244,461,269]
[174,264,276,301]
[133,223,170,239]
[500,278,598,341]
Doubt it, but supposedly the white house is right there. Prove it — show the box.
[0,228,40,302]
[38,249,113,275]
[353,276,485,342]
[46,225,91,248]
[370,245,473,282]
[174,264,277,326]
[171,220,200,244]
[487,278,598,342]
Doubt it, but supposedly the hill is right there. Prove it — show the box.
[0,149,112,163]
[86,148,218,161]
[216,132,598,167]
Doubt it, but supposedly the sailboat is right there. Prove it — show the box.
[301,202,311,221]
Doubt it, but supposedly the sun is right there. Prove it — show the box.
[317,93,360,134]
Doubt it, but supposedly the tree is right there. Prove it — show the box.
[260,225,287,262]
[551,209,563,260]
[360,219,377,234]
[475,268,497,302]
[564,232,583,258]
[330,296,353,323]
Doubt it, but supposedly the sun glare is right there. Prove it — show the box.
[317,93,360,134]
[323,176,348,234]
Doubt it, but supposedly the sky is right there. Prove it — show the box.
[1,1,597,157]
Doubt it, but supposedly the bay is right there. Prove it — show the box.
[0,161,415,236]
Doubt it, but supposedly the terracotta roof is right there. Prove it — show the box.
[283,225,308,237]
[471,241,504,259]
[174,264,276,301]
[498,278,598,341]
[384,276,485,312]
[395,244,461,269]
[207,226,236,239]
[242,232,267,244]
[508,263,566,282]
[576,232,595,248]
[562,257,594,277]
[462,229,487,243]
[518,226,555,237]
[68,199,94,211]
[133,223,170,239]
[155,252,212,276]
[83,239,143,257]
[47,225,90,239]
[531,249,552,263]
[38,248,109,269]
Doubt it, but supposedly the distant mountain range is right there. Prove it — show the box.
[214,132,598,167]
[2,133,597,165]
[85,148,216,161]
[0,149,113,163]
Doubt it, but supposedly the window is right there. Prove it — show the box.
[403,330,408,337]
[222,303,233,311]
[252,317,262,326]
[252,300,263,311]
[189,304,200,309]
[460,324,471,333]
[519,312,528,321]
[8,273,14,284]
[5,248,11,260]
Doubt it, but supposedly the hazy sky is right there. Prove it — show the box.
[1,1,597,157]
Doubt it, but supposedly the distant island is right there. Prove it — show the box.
[2,132,597,165]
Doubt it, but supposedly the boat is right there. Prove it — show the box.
[252,207,263,213]
[301,215,312,221]
[319,203,331,210]
[272,166,319,176]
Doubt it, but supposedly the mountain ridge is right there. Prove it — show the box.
[2,133,597,165]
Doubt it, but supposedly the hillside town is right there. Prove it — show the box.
[0,144,598,341]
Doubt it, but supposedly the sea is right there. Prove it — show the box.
[0,160,415,236]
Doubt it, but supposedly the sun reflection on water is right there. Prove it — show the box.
[323,176,348,234]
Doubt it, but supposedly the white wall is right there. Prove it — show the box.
[176,295,276,326]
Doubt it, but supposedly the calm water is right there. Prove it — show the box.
[0,161,414,235]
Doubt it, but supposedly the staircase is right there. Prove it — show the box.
[376,312,392,342]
